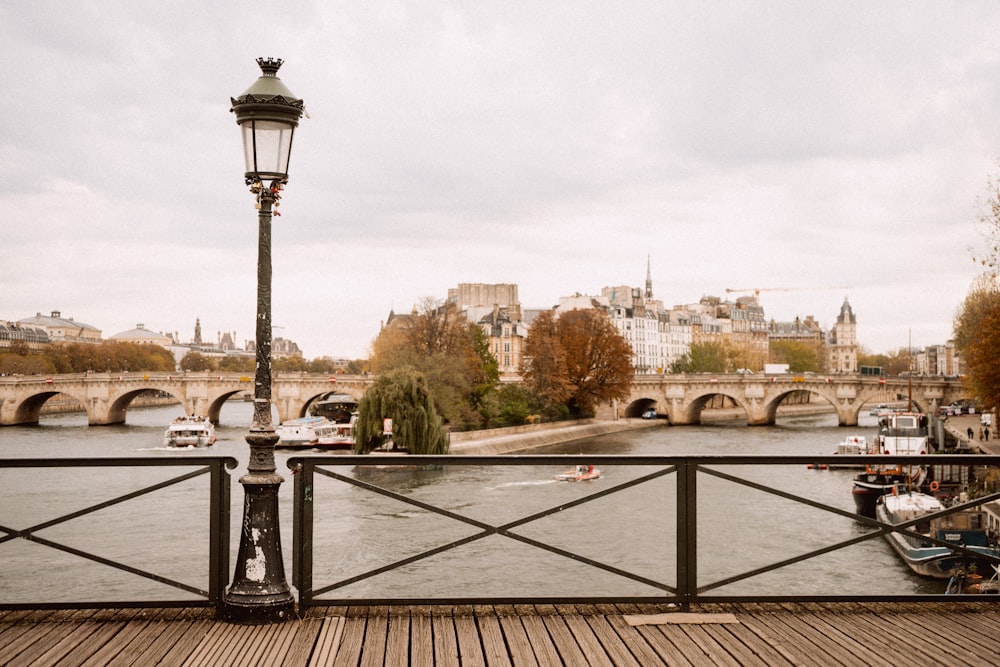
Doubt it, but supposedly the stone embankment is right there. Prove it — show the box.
[449,419,663,455]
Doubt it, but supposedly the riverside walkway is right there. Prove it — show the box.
[5,602,1000,666]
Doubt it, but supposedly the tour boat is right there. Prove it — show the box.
[554,465,601,482]
[876,492,1000,579]
[163,415,216,448]
[278,414,356,449]
[309,392,359,423]
[852,412,930,517]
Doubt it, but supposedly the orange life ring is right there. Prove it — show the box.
[929,481,940,492]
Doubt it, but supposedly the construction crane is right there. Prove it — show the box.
[725,287,851,302]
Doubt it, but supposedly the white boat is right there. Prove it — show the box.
[163,416,216,448]
[852,412,930,517]
[876,492,1000,579]
[827,435,871,469]
[278,414,356,449]
[314,413,357,449]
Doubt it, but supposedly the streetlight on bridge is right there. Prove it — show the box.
[223,57,305,624]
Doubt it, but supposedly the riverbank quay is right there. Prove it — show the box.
[448,418,663,455]
[4,601,1000,666]
[943,413,1000,455]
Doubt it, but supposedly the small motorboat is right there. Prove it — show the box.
[554,465,601,482]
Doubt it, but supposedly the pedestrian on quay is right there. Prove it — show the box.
[987,426,991,442]
[968,427,975,439]
[980,427,985,440]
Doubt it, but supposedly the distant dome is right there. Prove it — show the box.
[109,324,172,345]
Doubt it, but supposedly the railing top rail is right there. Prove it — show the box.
[1,457,239,469]
[288,454,1000,468]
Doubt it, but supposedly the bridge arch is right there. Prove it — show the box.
[623,398,658,419]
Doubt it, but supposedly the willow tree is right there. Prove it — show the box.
[353,366,450,454]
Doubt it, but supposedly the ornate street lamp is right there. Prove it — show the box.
[223,57,304,624]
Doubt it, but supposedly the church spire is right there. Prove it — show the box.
[645,254,653,299]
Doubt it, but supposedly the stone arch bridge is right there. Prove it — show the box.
[1,371,969,428]
[0,372,373,426]
[609,373,969,426]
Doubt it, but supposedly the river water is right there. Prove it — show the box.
[0,402,943,604]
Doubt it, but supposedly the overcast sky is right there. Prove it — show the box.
[4,2,999,359]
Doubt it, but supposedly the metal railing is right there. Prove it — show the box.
[0,457,236,611]
[290,453,1000,609]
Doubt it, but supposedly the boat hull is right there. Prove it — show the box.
[876,495,1000,579]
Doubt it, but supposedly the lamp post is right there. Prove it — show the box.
[223,57,304,624]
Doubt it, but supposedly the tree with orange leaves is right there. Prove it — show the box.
[523,308,634,417]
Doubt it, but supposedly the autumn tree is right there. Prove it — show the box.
[974,163,1000,276]
[523,308,633,417]
[354,366,449,454]
[670,341,739,373]
[180,351,215,371]
[368,298,500,429]
[954,274,1000,411]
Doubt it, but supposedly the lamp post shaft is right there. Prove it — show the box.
[223,184,294,624]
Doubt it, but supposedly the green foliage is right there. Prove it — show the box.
[180,351,215,371]
[368,299,500,430]
[354,367,449,454]
[670,341,738,373]
[769,340,822,373]
[218,355,254,372]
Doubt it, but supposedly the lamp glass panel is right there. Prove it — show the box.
[242,120,295,178]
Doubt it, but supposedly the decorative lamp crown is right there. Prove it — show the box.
[231,57,305,184]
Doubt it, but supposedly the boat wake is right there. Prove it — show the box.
[490,480,559,489]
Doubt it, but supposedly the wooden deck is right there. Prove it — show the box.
[3,602,1000,666]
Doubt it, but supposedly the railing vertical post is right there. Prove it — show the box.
[292,459,314,607]
[676,459,697,611]
[209,459,231,615]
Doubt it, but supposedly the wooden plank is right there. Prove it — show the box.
[359,611,387,667]
[604,614,678,666]
[703,618,794,667]
[453,614,486,666]
[563,615,613,667]
[331,616,366,667]
[475,613,512,667]
[411,611,434,667]
[498,614,538,667]
[762,613,869,667]
[157,618,213,667]
[539,615,588,665]
[15,621,102,667]
[649,625,718,667]
[737,614,823,667]
[0,618,63,663]
[431,610,461,667]
[77,620,152,667]
[120,618,199,667]
[308,617,345,666]
[795,612,900,666]
[583,615,643,667]
[6,620,83,667]
[889,612,993,665]
[183,620,251,667]
[518,615,562,666]
[384,612,409,666]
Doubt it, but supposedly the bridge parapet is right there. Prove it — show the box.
[0,372,373,426]
[618,373,967,427]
